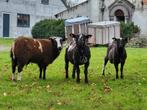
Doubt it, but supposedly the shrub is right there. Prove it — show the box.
[120,22,140,39]
[127,38,147,48]
[31,19,65,38]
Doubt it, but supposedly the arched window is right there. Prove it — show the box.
[41,0,49,5]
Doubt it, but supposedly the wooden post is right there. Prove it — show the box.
[79,24,81,33]
[94,28,96,44]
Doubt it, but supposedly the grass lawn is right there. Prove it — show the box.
[0,38,147,110]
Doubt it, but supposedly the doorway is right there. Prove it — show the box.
[3,14,10,37]
[115,9,125,22]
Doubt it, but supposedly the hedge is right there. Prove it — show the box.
[31,19,65,38]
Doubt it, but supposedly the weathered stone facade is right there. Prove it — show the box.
[55,0,147,38]
[0,0,66,38]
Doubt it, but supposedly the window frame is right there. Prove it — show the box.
[17,13,30,28]
[41,0,49,5]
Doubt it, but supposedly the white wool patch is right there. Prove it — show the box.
[55,37,62,48]
[79,34,82,39]
[12,73,15,80]
[102,63,105,73]
[17,72,22,81]
[37,40,43,53]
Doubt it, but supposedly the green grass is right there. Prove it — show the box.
[0,39,147,110]
[0,38,14,46]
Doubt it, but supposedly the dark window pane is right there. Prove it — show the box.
[17,14,30,27]
[41,0,49,5]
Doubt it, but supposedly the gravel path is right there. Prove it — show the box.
[0,45,10,52]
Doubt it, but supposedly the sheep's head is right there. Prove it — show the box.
[112,37,127,48]
[51,37,66,51]
[70,33,92,48]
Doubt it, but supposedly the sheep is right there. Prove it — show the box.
[10,36,65,81]
[102,37,127,79]
[65,33,92,83]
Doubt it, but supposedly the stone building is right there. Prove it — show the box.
[55,0,147,38]
[0,0,67,38]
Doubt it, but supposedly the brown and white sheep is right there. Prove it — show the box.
[10,36,65,81]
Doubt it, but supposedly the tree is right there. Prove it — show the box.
[120,22,140,39]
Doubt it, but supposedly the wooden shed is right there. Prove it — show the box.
[64,16,90,42]
[88,21,120,45]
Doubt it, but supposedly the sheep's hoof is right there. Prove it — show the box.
[72,75,75,79]
[66,75,69,79]
[85,80,89,84]
[116,77,119,79]
[17,78,22,81]
[121,76,124,79]
[76,79,80,83]
[12,79,16,82]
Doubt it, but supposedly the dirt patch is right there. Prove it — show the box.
[0,45,10,52]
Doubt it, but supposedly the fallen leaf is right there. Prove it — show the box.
[3,92,7,96]
[57,100,62,105]
[103,84,112,93]
[46,85,50,89]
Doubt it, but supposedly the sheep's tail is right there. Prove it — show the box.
[10,43,15,60]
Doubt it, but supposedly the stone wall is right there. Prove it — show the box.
[0,0,66,38]
[56,1,89,19]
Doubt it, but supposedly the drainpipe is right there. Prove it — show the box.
[100,0,105,21]
[141,0,144,10]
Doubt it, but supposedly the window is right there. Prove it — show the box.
[17,14,30,27]
[41,0,49,5]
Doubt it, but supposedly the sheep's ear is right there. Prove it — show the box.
[62,37,67,42]
[69,33,77,38]
[86,34,92,39]
[60,37,67,43]
[112,37,117,41]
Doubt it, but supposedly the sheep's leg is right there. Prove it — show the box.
[72,65,76,79]
[65,60,69,79]
[76,65,80,83]
[102,57,108,76]
[12,60,17,81]
[65,49,69,79]
[43,66,46,80]
[120,62,125,79]
[17,64,24,81]
[114,63,119,79]
[39,65,43,79]
[84,62,89,83]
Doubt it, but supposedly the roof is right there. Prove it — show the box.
[55,0,88,16]
[88,21,120,28]
[65,16,90,26]
[60,0,70,8]
[108,0,135,9]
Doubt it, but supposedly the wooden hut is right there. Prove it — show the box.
[64,16,90,42]
[88,21,120,45]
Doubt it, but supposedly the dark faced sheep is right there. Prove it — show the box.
[102,38,127,79]
[10,36,65,81]
[65,33,92,83]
